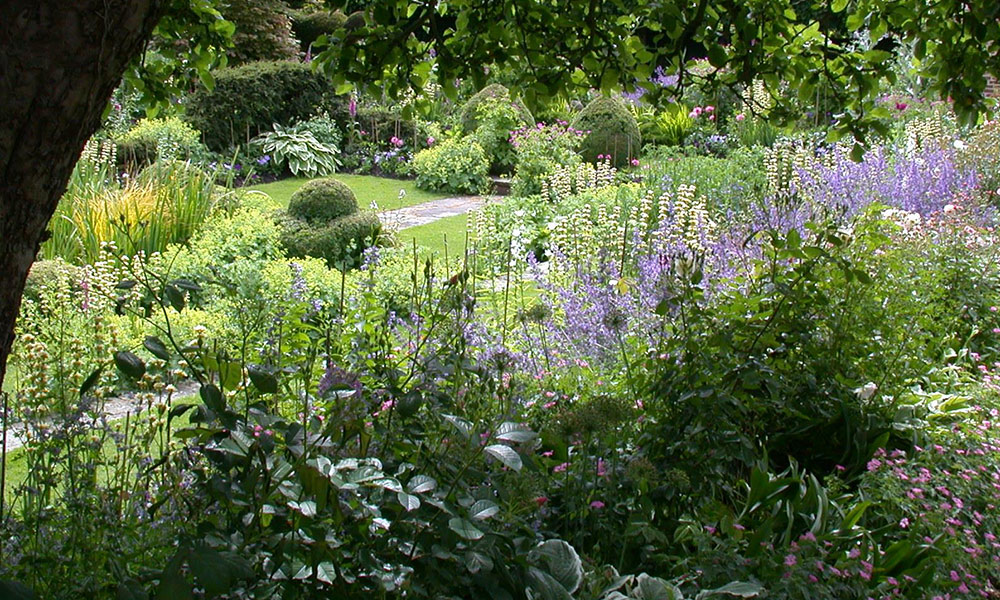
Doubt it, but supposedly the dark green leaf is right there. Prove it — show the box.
[144,336,170,361]
[247,364,279,394]
[114,351,146,380]
[200,383,225,413]
[79,365,104,396]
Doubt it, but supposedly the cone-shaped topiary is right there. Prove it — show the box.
[287,177,358,225]
[460,83,534,133]
[571,96,641,167]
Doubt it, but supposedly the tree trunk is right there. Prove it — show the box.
[0,1,164,392]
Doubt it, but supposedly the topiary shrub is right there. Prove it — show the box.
[413,137,489,194]
[289,9,346,51]
[184,61,335,151]
[287,178,358,224]
[278,178,381,268]
[280,209,381,268]
[571,96,641,167]
[460,84,533,133]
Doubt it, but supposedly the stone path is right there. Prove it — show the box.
[2,195,496,455]
[379,195,487,229]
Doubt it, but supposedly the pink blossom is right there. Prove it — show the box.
[784,554,797,567]
[735,113,746,121]
[553,462,569,473]
[705,105,715,113]
[590,500,605,509]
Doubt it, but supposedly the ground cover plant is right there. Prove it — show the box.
[6,3,1000,599]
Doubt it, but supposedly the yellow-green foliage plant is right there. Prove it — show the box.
[41,145,224,265]
[412,136,490,195]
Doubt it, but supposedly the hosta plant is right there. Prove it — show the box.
[254,123,341,178]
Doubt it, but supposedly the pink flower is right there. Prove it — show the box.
[735,113,746,121]
[784,554,797,567]
[553,462,569,473]
[693,106,703,116]
[426,136,435,145]
[597,459,607,477]
[705,105,715,113]
[590,500,605,509]
[896,102,908,111]
[630,158,640,167]
[535,496,548,506]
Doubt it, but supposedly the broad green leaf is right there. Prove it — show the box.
[398,492,421,511]
[316,562,337,584]
[530,540,583,594]
[470,499,500,520]
[114,350,146,380]
[408,474,438,494]
[485,444,522,471]
[144,336,170,361]
[448,517,484,540]
[696,581,763,599]
[637,573,684,600]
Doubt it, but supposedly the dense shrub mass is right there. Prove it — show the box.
[277,177,380,267]
[460,83,534,133]
[413,137,489,194]
[115,117,206,168]
[219,0,299,65]
[184,61,333,151]
[287,177,358,223]
[288,9,346,50]
[571,95,642,167]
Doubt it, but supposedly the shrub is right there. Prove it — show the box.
[220,0,299,65]
[413,137,489,194]
[460,84,534,174]
[287,177,358,224]
[460,84,533,133]
[571,95,641,167]
[184,61,334,151]
[509,121,586,197]
[288,9,346,51]
[280,210,381,267]
[115,117,207,169]
[23,258,81,303]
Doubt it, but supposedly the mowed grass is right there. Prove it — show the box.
[395,213,473,262]
[247,175,451,210]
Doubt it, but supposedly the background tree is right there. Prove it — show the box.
[1,0,999,393]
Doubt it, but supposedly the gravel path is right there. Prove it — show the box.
[2,196,497,455]
[2,381,199,453]
[380,195,487,229]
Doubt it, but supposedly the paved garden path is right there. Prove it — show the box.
[380,195,486,229]
[2,195,492,455]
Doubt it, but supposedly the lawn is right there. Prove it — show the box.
[247,174,451,210]
[395,212,472,262]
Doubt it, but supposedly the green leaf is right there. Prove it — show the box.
[831,0,848,12]
[79,365,104,396]
[398,492,421,511]
[114,351,146,380]
[316,562,337,585]
[144,336,170,361]
[407,474,437,493]
[200,383,225,414]
[469,499,500,520]
[189,547,252,596]
[443,414,472,438]
[465,551,494,574]
[525,567,574,600]
[696,581,763,599]
[247,364,279,394]
[529,540,584,594]
[634,573,684,600]
[289,500,317,518]
[496,422,538,443]
[448,517,484,540]
[839,500,872,533]
[484,444,522,471]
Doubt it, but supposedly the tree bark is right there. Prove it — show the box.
[0,1,165,392]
